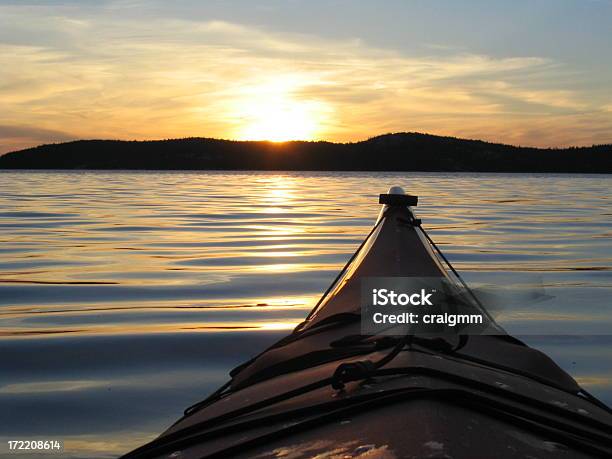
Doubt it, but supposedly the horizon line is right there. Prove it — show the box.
[4,131,612,157]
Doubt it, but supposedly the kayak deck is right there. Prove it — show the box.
[128,335,612,458]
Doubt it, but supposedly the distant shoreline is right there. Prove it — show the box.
[1,132,611,173]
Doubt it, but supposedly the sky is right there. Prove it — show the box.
[1,0,612,154]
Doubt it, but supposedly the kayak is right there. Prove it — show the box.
[123,187,612,458]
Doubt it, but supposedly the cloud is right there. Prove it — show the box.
[0,124,75,154]
[0,124,73,140]
[0,4,610,153]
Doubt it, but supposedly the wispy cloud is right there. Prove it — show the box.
[0,124,74,152]
[0,3,610,153]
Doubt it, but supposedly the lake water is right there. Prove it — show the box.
[1,171,611,458]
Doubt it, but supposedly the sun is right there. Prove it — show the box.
[233,79,329,142]
[240,99,317,142]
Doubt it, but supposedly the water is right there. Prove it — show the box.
[1,171,610,458]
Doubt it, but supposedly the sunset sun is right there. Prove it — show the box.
[240,100,317,142]
[234,79,329,142]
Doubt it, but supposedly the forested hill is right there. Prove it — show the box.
[1,133,611,172]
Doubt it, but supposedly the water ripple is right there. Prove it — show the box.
[0,170,610,455]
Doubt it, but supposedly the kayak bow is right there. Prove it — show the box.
[124,187,612,459]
